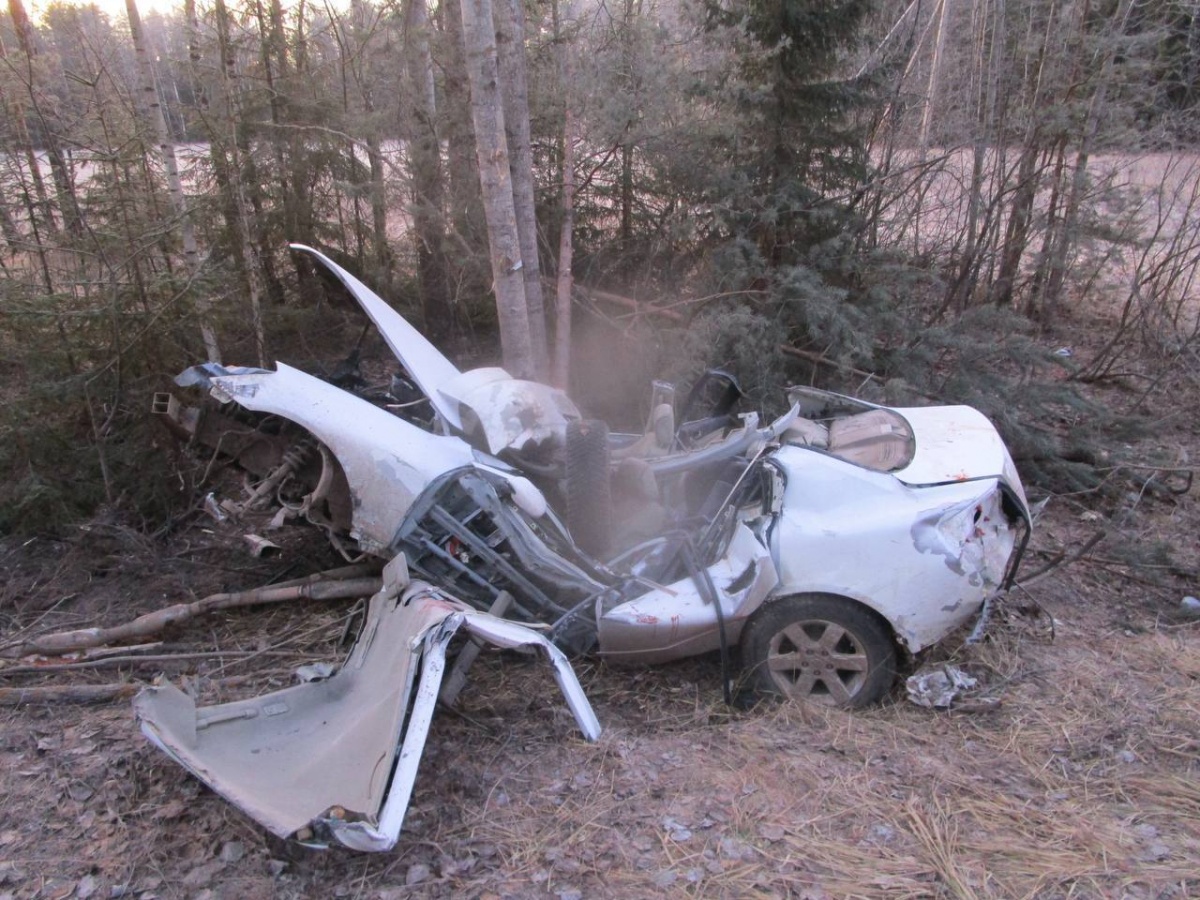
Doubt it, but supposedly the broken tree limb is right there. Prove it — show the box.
[778,344,877,381]
[4,577,382,659]
[1,564,378,658]
[1015,531,1106,588]
[576,285,686,322]
[1,649,325,676]
[778,345,946,402]
[0,683,140,706]
[263,562,381,589]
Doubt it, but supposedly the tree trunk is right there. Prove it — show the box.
[618,0,638,246]
[341,0,391,284]
[1041,0,1135,321]
[1028,135,1067,316]
[214,0,268,365]
[494,0,548,376]
[553,100,578,391]
[620,143,634,244]
[0,25,54,237]
[990,141,1042,306]
[126,0,221,362]
[367,135,390,274]
[918,0,948,157]
[405,0,453,341]
[459,0,535,377]
[253,0,300,254]
[440,0,488,293]
[0,195,19,251]
[278,0,317,288]
[9,0,81,236]
[551,0,577,389]
[1,0,67,367]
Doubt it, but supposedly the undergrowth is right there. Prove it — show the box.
[664,241,1164,498]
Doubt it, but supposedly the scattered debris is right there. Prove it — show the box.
[905,665,985,709]
[293,662,336,683]
[242,534,281,558]
[135,559,600,852]
[202,493,227,523]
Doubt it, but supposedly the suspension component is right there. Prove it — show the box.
[235,438,316,513]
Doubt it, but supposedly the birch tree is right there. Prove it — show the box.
[494,0,547,377]
[458,0,535,377]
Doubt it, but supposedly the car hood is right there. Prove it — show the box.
[892,405,1029,517]
[290,243,578,453]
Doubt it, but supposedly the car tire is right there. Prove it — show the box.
[740,594,897,708]
[564,419,612,559]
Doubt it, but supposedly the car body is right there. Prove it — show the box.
[155,244,1032,708]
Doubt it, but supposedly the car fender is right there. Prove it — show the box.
[767,446,1018,653]
[204,363,547,553]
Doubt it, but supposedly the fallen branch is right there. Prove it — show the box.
[1093,462,1198,474]
[1,649,323,676]
[0,683,140,706]
[1096,464,1194,496]
[1016,531,1106,588]
[778,345,878,382]
[576,285,686,322]
[778,345,943,402]
[4,576,381,659]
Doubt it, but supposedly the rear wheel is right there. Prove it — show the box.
[740,595,896,708]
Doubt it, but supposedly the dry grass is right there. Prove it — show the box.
[0,381,1197,899]
[0,534,1197,899]
[391,592,1197,900]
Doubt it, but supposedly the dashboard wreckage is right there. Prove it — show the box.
[137,244,1031,850]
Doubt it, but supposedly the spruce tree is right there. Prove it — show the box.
[704,0,874,263]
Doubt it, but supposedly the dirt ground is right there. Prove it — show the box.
[1,353,1198,899]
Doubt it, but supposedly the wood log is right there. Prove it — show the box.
[6,577,381,659]
[0,683,140,706]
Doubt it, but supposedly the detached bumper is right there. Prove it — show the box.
[135,568,599,852]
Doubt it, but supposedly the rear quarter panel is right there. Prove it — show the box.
[768,445,1012,653]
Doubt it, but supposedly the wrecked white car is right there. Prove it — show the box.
[153,244,1031,709]
[139,244,1031,850]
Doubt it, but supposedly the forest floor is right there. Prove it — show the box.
[0,318,1198,900]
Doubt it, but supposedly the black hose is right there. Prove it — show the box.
[682,538,732,706]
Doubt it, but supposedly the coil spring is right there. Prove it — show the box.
[281,439,315,472]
